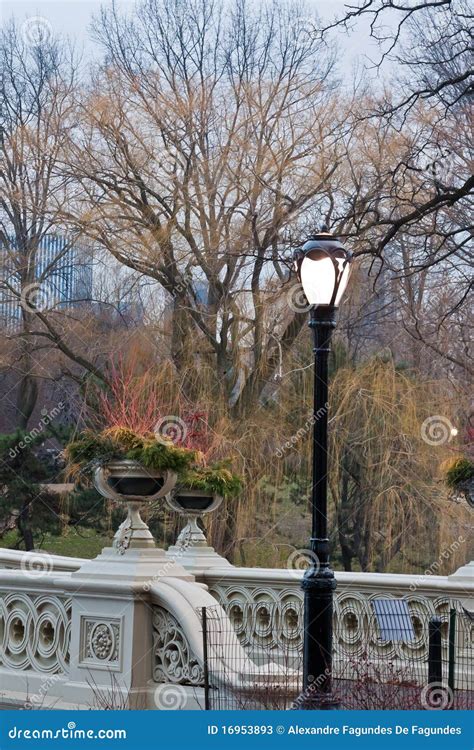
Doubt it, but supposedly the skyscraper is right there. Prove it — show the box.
[0,235,93,327]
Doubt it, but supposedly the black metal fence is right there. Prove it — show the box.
[198,600,473,710]
[199,603,303,710]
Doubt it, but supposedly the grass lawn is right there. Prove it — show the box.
[0,528,113,559]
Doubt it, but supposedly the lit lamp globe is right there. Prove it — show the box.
[294,226,352,308]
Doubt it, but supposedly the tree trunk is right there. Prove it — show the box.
[16,368,38,429]
[16,307,38,428]
[337,467,355,571]
[17,497,35,550]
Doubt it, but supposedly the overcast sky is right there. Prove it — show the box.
[1,0,388,82]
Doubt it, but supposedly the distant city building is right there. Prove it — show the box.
[0,235,93,327]
[193,279,209,305]
[113,276,147,321]
[90,248,155,325]
[36,235,93,305]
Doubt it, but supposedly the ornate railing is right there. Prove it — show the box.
[1,548,472,707]
[152,606,204,686]
[0,591,71,674]
[196,563,474,688]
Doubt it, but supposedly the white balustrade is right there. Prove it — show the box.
[195,563,473,688]
[0,548,472,707]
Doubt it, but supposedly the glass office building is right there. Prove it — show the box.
[0,235,93,327]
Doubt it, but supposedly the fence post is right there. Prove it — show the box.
[448,608,456,697]
[202,606,210,711]
[428,616,443,686]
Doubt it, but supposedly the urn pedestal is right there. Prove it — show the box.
[64,460,195,708]
[166,489,232,570]
[71,460,194,582]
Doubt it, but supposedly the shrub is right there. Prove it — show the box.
[178,462,243,498]
[64,428,196,480]
[444,457,474,488]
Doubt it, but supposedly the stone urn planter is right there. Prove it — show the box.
[166,489,223,548]
[94,459,176,501]
[94,460,177,553]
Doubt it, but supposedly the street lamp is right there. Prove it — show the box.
[293,225,353,709]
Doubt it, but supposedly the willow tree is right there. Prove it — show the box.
[327,357,470,572]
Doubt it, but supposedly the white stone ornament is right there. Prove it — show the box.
[152,607,204,686]
[166,489,232,571]
[0,592,71,674]
[81,618,121,667]
[93,460,177,552]
[1,543,472,709]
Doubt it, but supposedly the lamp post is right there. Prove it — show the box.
[293,226,352,709]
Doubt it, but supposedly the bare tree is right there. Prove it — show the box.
[64,0,350,415]
[317,0,473,259]
[321,0,472,108]
[0,21,109,425]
